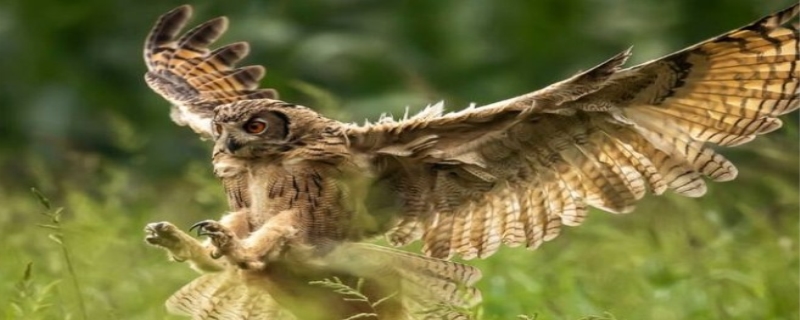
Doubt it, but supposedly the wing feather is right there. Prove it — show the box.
[347,5,799,259]
[144,5,277,138]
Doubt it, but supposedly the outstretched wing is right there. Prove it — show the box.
[346,5,800,260]
[144,5,277,138]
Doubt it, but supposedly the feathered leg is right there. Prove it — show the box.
[191,209,300,270]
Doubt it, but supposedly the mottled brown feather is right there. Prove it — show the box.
[143,6,799,318]
[143,5,277,138]
[166,270,289,320]
[346,4,799,259]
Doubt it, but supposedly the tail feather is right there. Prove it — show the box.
[166,273,228,317]
[166,271,289,320]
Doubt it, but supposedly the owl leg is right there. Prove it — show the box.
[240,209,300,266]
[191,209,299,270]
[144,221,226,272]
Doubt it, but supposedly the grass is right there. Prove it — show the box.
[1,128,797,319]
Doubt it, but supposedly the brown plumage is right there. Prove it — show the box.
[145,222,480,319]
[143,3,799,319]
[144,5,481,319]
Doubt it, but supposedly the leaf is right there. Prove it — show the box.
[23,262,33,281]
[40,280,62,296]
[53,207,64,219]
[370,291,398,308]
[343,313,379,320]
[309,277,369,302]
[30,188,51,210]
[10,303,22,316]
[48,234,63,245]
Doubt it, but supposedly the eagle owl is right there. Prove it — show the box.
[143,4,799,319]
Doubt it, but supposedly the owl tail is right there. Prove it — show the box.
[164,244,481,319]
[620,4,799,197]
[165,269,291,320]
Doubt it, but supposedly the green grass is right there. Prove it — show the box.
[1,130,797,320]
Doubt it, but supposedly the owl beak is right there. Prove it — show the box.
[224,137,243,153]
[215,133,243,154]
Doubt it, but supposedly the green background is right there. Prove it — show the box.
[1,0,797,319]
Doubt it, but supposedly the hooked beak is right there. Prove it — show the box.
[225,137,243,153]
[215,133,243,154]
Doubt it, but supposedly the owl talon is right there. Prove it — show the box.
[190,220,232,243]
[188,219,278,269]
[189,219,238,258]
[189,220,218,235]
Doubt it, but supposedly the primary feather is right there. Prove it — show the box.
[345,4,800,259]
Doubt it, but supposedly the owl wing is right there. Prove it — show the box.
[345,5,799,260]
[144,5,277,139]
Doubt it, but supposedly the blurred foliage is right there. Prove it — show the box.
[1,0,797,319]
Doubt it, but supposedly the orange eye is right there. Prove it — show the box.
[244,119,268,134]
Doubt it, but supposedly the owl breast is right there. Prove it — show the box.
[246,160,357,245]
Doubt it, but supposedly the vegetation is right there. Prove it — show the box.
[1,0,796,319]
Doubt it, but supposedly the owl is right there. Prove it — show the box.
[143,3,799,319]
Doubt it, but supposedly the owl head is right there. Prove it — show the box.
[211,99,331,159]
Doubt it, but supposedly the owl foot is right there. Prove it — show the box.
[144,221,197,262]
[144,221,227,272]
[190,220,237,258]
[189,219,266,269]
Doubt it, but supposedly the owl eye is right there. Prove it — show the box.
[244,118,268,134]
[213,123,223,135]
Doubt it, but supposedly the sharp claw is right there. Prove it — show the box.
[197,230,219,237]
[190,220,228,240]
[210,250,222,259]
[189,220,213,235]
